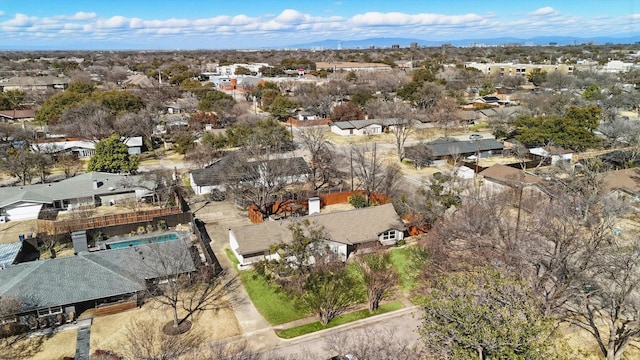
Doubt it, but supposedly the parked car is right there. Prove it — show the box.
[469,134,482,140]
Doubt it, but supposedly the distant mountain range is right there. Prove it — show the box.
[284,35,640,49]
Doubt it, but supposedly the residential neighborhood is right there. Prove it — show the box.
[1,12,640,359]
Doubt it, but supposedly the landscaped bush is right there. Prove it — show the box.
[348,193,370,208]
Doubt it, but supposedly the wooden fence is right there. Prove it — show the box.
[37,206,184,235]
[246,191,392,224]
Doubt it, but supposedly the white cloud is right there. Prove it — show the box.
[0,11,5,17]
[0,7,635,49]
[350,12,484,26]
[70,12,97,21]
[2,13,36,27]
[529,7,558,16]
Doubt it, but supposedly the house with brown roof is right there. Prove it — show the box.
[228,203,405,267]
[479,164,550,209]
[602,168,640,206]
[0,109,36,123]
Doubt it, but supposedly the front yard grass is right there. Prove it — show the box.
[390,247,420,293]
[225,248,308,325]
[276,300,404,339]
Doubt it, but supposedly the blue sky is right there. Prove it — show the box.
[0,1,638,49]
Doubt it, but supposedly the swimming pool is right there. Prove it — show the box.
[104,232,181,249]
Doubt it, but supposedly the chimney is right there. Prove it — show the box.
[308,197,320,215]
[93,180,99,189]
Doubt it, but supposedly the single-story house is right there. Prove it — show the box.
[0,109,36,123]
[0,237,197,327]
[408,137,504,164]
[0,240,40,269]
[529,146,573,165]
[479,164,551,210]
[479,164,544,192]
[229,203,405,267]
[476,106,529,123]
[32,136,143,158]
[602,168,640,206]
[330,118,417,136]
[0,76,69,92]
[0,172,156,221]
[190,156,310,196]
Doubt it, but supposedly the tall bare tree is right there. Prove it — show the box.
[135,241,238,330]
[298,126,342,190]
[355,250,398,312]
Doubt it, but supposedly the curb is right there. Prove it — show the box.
[275,305,420,343]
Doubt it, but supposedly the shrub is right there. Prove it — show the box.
[348,193,370,208]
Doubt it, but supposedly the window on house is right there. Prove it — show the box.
[37,306,63,318]
[382,230,397,241]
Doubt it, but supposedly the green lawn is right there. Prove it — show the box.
[390,247,419,292]
[225,248,309,325]
[276,300,404,339]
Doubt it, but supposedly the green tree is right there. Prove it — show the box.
[514,109,602,151]
[420,268,570,360]
[66,80,95,95]
[234,66,251,75]
[527,68,547,86]
[87,134,139,174]
[348,193,370,208]
[0,90,25,110]
[582,83,602,100]
[172,134,195,155]
[268,95,297,120]
[35,91,87,124]
[92,90,144,113]
[198,90,233,112]
[350,91,374,108]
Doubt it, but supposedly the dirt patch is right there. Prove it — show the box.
[89,301,240,354]
[27,328,78,360]
[162,320,191,335]
[0,220,38,244]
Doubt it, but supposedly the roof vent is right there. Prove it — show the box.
[108,187,115,191]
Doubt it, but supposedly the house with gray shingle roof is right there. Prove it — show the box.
[409,137,504,163]
[229,203,405,267]
[0,172,156,221]
[190,155,310,196]
[0,237,196,326]
[0,76,69,92]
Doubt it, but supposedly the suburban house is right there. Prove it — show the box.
[529,146,573,165]
[32,136,144,158]
[330,118,417,136]
[479,164,544,193]
[476,106,529,123]
[229,203,405,267]
[0,76,69,92]
[408,137,504,164]
[479,164,550,207]
[190,156,310,196]
[0,172,156,221]
[0,237,196,327]
[0,240,40,268]
[0,109,36,123]
[602,168,640,207]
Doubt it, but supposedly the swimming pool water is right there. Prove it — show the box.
[107,233,179,249]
